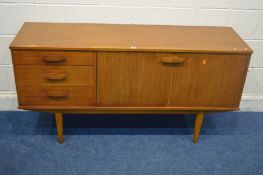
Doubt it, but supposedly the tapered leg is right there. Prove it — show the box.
[55,112,63,144]
[193,112,204,143]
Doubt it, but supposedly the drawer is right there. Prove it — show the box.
[19,86,95,106]
[15,65,94,86]
[12,50,94,65]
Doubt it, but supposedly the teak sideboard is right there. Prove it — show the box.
[10,22,252,143]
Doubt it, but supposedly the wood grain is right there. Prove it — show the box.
[18,86,93,97]
[55,112,63,144]
[193,112,204,143]
[45,90,68,98]
[161,56,185,64]
[18,106,238,112]
[10,23,252,54]
[15,65,94,86]
[43,72,67,81]
[9,22,253,144]
[97,52,173,106]
[167,53,250,108]
[19,86,95,107]
[12,50,94,65]
[97,52,250,108]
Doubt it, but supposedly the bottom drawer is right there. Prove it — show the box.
[18,86,95,107]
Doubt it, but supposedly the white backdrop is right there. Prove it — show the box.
[0,0,262,110]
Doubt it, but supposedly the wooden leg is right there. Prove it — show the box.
[193,112,204,143]
[55,112,63,144]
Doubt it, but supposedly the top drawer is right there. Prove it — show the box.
[11,50,94,65]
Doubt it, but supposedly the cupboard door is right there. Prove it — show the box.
[167,53,250,108]
[97,52,173,106]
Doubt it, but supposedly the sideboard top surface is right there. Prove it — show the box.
[10,22,252,54]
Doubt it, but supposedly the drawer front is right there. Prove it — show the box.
[15,65,94,86]
[19,86,95,106]
[12,51,94,65]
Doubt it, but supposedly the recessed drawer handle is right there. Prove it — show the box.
[42,55,65,63]
[46,91,68,98]
[161,57,185,64]
[43,73,67,81]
